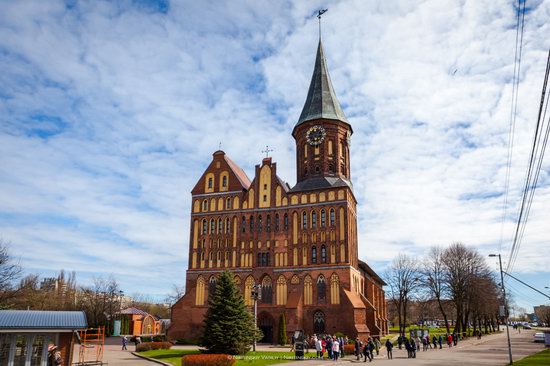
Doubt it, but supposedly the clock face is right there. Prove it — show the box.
[306,125,326,146]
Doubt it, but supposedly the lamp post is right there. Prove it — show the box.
[251,284,262,352]
[489,253,513,365]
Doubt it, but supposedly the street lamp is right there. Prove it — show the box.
[489,254,513,365]
[251,284,262,352]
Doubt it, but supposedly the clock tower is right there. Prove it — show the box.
[292,40,353,191]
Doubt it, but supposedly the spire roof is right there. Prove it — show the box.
[296,40,348,126]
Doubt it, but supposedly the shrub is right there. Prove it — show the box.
[136,342,172,352]
[182,354,235,366]
[175,338,199,345]
[344,344,355,355]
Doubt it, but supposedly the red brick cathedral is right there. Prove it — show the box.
[169,40,388,343]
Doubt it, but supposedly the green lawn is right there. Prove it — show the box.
[140,349,318,366]
[513,348,550,366]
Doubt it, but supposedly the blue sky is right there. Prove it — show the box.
[0,0,549,311]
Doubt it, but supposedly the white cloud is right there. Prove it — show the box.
[0,0,549,307]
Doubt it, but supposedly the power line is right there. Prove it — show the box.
[506,48,550,273]
[498,0,527,253]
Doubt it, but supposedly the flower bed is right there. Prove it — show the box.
[182,354,235,366]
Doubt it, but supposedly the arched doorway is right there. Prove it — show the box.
[258,312,274,344]
[313,310,325,334]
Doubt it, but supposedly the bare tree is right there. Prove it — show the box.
[385,254,421,336]
[0,240,22,307]
[423,246,451,333]
[78,275,121,333]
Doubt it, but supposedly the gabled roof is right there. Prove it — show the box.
[296,40,348,127]
[0,310,87,330]
[290,176,352,193]
[358,260,387,286]
[223,153,251,188]
[119,307,148,316]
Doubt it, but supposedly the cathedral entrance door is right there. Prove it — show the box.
[258,312,274,343]
[313,310,325,334]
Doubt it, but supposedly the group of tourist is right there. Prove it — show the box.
[353,336,393,362]
[305,334,348,361]
[395,333,460,359]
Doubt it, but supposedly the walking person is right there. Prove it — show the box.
[447,334,452,348]
[385,339,393,360]
[452,333,458,346]
[397,336,403,350]
[374,337,381,356]
[362,341,371,362]
[355,338,362,361]
[332,336,340,361]
[432,335,437,349]
[121,336,127,351]
[405,339,411,358]
[438,334,443,349]
[422,336,427,351]
[415,336,421,354]
[410,338,416,358]
[290,334,296,352]
[368,338,375,361]
[316,337,323,359]
[326,336,333,360]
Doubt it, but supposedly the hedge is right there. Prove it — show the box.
[136,342,173,352]
[182,354,235,366]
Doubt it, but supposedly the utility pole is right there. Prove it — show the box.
[490,253,513,365]
[251,284,261,352]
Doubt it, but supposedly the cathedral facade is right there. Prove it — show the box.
[169,40,388,343]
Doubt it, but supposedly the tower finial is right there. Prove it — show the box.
[261,145,274,158]
[317,9,328,40]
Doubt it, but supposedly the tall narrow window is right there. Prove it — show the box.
[210,219,215,234]
[261,276,273,304]
[250,215,254,231]
[202,200,208,211]
[321,209,326,227]
[275,214,280,231]
[208,177,213,189]
[222,175,227,187]
[312,211,317,229]
[208,276,217,300]
[241,216,246,233]
[302,211,307,229]
[266,215,271,232]
[312,246,317,264]
[218,219,223,234]
[321,244,327,263]
[284,213,289,231]
[317,275,326,303]
[202,219,207,235]
[226,197,232,209]
[258,215,263,232]
[226,218,231,233]
[329,209,335,226]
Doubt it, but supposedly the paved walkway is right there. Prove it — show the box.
[75,337,155,365]
[277,329,545,366]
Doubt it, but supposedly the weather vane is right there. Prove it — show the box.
[218,142,222,150]
[261,145,274,158]
[317,9,328,39]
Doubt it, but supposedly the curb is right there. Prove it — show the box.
[132,352,172,366]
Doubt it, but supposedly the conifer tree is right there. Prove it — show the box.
[200,270,260,355]
[278,313,287,345]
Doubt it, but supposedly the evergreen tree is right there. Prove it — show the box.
[278,313,287,345]
[200,270,260,354]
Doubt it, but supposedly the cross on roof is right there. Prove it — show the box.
[261,145,274,158]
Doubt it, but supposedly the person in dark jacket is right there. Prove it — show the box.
[397,335,403,349]
[432,335,438,349]
[438,334,443,349]
[410,338,416,358]
[405,339,412,358]
[385,339,393,360]
[362,342,371,362]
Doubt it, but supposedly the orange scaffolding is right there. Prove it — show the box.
[76,326,105,365]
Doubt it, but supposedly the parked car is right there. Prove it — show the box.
[523,324,532,330]
[533,333,544,343]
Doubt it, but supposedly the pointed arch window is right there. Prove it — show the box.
[321,244,327,263]
[202,219,207,235]
[218,218,223,234]
[275,214,280,231]
[241,216,246,233]
[312,211,317,229]
[266,215,271,232]
[208,177,213,189]
[313,310,325,333]
[226,197,232,209]
[304,275,313,305]
[276,275,287,305]
[330,273,340,304]
[317,275,327,303]
[311,246,317,264]
[222,175,227,187]
[210,219,215,234]
[250,215,254,232]
[321,209,326,227]
[261,276,273,304]
[208,276,217,300]
[329,208,335,226]
[258,215,262,232]
[202,200,208,211]
[284,214,289,231]
[244,276,255,306]
[195,276,205,306]
[302,211,307,229]
[226,218,231,233]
